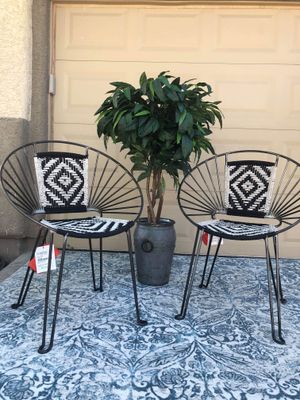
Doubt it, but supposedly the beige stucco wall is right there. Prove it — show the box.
[0,0,34,263]
[0,0,32,120]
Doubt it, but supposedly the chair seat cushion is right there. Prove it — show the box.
[41,216,134,238]
[199,219,277,240]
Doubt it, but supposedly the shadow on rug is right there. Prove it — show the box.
[0,252,299,400]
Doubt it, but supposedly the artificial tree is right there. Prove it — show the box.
[95,71,223,224]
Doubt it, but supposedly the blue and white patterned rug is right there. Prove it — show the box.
[0,252,299,400]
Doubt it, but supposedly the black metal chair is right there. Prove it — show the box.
[175,150,300,344]
[0,140,147,353]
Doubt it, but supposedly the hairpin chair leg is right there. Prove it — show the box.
[264,238,285,345]
[88,238,102,291]
[126,230,147,326]
[99,237,103,292]
[199,235,222,288]
[175,228,203,320]
[265,236,286,305]
[272,236,286,304]
[38,233,68,354]
[12,227,48,309]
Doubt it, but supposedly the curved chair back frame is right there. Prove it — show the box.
[178,150,300,237]
[1,140,143,228]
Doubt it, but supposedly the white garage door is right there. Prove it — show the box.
[53,3,300,257]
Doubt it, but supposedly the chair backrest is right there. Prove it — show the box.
[178,150,300,235]
[1,140,143,223]
[224,159,277,218]
[35,151,89,213]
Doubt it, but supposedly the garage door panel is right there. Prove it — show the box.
[292,14,300,51]
[211,11,278,52]
[56,6,300,65]
[137,10,201,52]
[290,80,300,115]
[55,60,299,131]
[292,85,300,112]
[54,62,134,125]
[213,129,300,156]
[213,66,300,130]
[56,6,130,60]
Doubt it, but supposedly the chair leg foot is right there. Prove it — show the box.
[38,344,53,354]
[11,303,22,309]
[137,319,148,326]
[272,335,286,345]
[175,313,185,321]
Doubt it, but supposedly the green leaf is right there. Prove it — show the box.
[158,70,170,77]
[139,72,147,87]
[134,104,144,113]
[153,79,166,102]
[179,112,193,133]
[149,79,155,98]
[177,103,185,113]
[161,175,166,194]
[134,110,151,117]
[172,77,180,86]
[183,77,196,84]
[181,135,193,158]
[137,171,150,182]
[165,87,179,102]
[123,87,132,101]
[211,107,223,128]
[139,118,158,137]
[113,110,127,131]
[112,92,119,108]
[178,110,187,126]
[159,75,171,88]
[110,81,131,88]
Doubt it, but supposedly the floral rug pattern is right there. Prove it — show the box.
[0,252,299,400]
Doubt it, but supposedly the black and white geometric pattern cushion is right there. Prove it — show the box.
[225,160,276,218]
[34,152,88,213]
[199,219,277,240]
[41,216,133,238]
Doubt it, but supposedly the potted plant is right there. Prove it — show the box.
[95,71,223,285]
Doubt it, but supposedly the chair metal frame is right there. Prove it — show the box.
[1,140,147,353]
[175,150,300,344]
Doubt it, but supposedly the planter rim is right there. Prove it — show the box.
[137,217,175,227]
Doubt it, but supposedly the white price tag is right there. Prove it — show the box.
[34,244,57,274]
[211,236,223,246]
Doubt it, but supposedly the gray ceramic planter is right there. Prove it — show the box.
[134,218,176,286]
